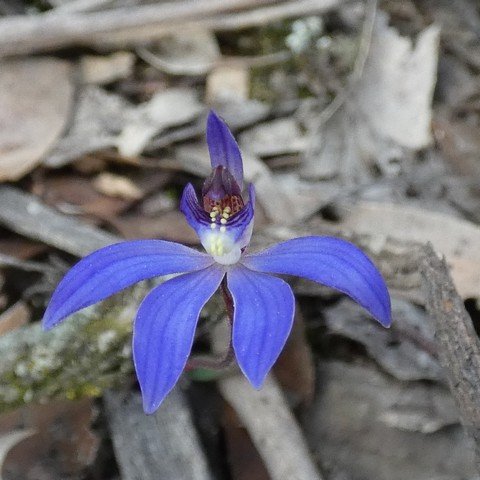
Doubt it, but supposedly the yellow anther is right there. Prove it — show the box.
[224,206,231,214]
[210,223,216,229]
[220,218,227,225]
[220,226,226,233]
[210,211,217,218]
[222,212,230,219]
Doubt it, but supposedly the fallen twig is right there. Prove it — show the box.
[104,388,213,480]
[0,0,344,57]
[137,47,291,76]
[420,243,480,473]
[0,185,118,256]
[219,375,324,480]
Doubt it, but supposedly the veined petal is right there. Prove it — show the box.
[207,110,243,189]
[243,236,391,327]
[133,265,224,414]
[180,183,255,265]
[43,240,213,330]
[227,265,295,388]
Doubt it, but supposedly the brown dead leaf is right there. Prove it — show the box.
[33,174,131,223]
[0,399,99,480]
[0,58,74,181]
[110,210,198,244]
[0,302,30,337]
[273,304,315,406]
[93,172,144,201]
[80,52,135,85]
[0,239,46,261]
[433,115,480,179]
[222,403,270,480]
[0,429,36,477]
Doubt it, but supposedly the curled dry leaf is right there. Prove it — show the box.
[303,12,440,181]
[0,58,74,181]
[117,88,203,157]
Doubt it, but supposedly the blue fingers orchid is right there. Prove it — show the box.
[43,110,391,414]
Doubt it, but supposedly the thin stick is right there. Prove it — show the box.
[304,0,377,167]
[420,243,480,473]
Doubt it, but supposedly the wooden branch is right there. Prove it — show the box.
[210,319,323,480]
[0,185,118,256]
[104,388,213,480]
[219,375,324,480]
[0,0,344,57]
[420,243,480,472]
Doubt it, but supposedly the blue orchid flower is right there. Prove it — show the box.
[43,111,391,414]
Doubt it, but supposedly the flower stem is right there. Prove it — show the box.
[220,277,234,324]
[186,278,235,373]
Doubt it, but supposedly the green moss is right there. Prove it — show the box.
[0,285,148,413]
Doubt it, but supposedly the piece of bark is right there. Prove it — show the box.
[420,243,480,472]
[218,375,324,480]
[0,0,344,57]
[0,185,118,256]
[104,388,213,480]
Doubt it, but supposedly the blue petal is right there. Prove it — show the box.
[180,183,255,262]
[207,110,244,189]
[133,265,225,413]
[227,265,295,388]
[243,236,391,327]
[43,240,213,330]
